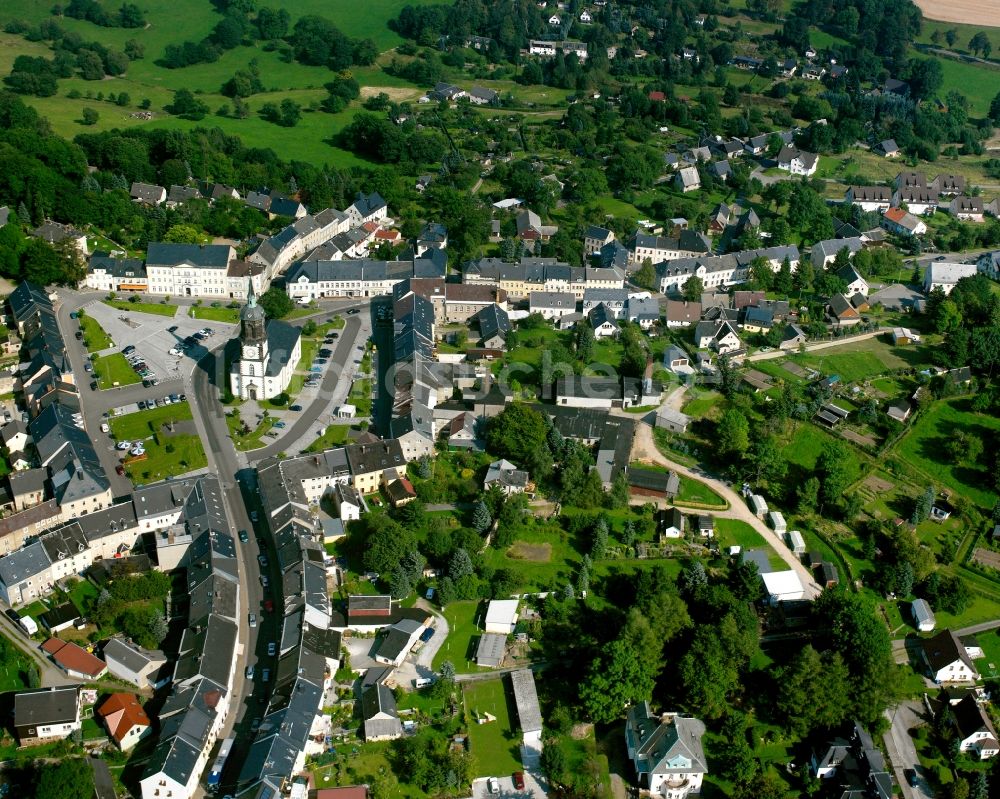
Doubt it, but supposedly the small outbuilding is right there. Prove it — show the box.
[786,530,805,555]
[911,598,936,632]
[769,511,787,535]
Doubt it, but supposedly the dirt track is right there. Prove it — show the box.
[913,0,1000,25]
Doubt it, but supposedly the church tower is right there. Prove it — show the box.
[240,279,268,362]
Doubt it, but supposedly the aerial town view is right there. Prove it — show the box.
[0,0,1000,797]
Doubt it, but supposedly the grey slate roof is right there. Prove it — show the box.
[146,243,232,269]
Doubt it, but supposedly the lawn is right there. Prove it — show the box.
[349,378,373,418]
[781,422,854,472]
[68,579,99,615]
[675,476,728,509]
[124,433,207,483]
[305,424,351,453]
[191,305,240,324]
[93,352,141,389]
[78,312,113,352]
[463,678,523,778]
[103,299,177,317]
[681,391,723,418]
[432,600,486,672]
[895,398,1000,508]
[714,517,767,549]
[933,55,1000,116]
[0,636,35,691]
[110,401,194,441]
[479,519,581,593]
[226,411,274,451]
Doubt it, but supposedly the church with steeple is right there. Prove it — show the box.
[230,280,302,401]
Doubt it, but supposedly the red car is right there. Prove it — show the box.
[116,465,125,476]
[263,599,274,613]
[513,772,525,790]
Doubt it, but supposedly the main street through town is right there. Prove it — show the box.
[50,289,373,796]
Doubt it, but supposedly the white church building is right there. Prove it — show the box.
[230,281,302,401]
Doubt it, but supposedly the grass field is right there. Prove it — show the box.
[675,476,728,508]
[432,600,485,672]
[932,54,1000,116]
[125,433,206,483]
[93,352,141,388]
[227,411,274,451]
[895,398,1000,508]
[304,424,351,453]
[104,299,177,317]
[463,678,523,777]
[78,313,113,352]
[714,517,767,549]
[191,305,240,324]
[110,401,193,441]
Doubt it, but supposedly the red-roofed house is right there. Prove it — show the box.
[97,692,152,751]
[41,638,108,680]
[882,206,927,237]
[648,91,666,102]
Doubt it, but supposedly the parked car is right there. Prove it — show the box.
[487,778,500,795]
[273,421,286,428]
[84,362,93,372]
[167,325,178,333]
[91,381,98,391]
[250,510,259,522]
[289,405,302,412]
[319,349,332,357]
[250,717,261,732]
[263,599,274,612]
[347,308,359,314]
[261,668,271,682]
[169,347,182,356]
[245,664,255,680]
[101,423,110,433]
[238,529,249,543]
[116,465,125,476]
[261,575,269,588]
[513,772,525,791]
[248,613,257,628]
[258,553,268,568]
[122,345,135,355]
[74,331,83,340]
[905,769,918,787]
[267,641,276,656]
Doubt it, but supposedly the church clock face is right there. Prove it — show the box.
[243,344,259,360]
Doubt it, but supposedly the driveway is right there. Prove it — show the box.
[884,702,934,799]
[745,330,883,362]
[395,600,450,687]
[630,422,822,597]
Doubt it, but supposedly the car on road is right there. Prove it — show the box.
[267,642,276,656]
[263,599,274,613]
[248,613,257,628]
[238,529,249,543]
[258,553,268,568]
[84,362,92,372]
[289,405,302,412]
[245,664,255,679]
[101,423,110,433]
[261,668,271,682]
[513,772,525,790]
[168,325,178,333]
[122,345,135,356]
[905,769,917,787]
[116,465,125,476]
[169,347,182,356]
[116,441,132,450]
[347,308,359,314]
[91,381,98,391]
[250,510,259,522]
[934,255,946,261]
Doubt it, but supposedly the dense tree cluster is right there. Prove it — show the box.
[60,0,146,28]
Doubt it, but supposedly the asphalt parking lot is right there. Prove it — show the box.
[85,299,236,383]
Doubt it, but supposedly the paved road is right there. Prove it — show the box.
[631,422,822,597]
[884,702,935,799]
[0,610,73,687]
[745,330,883,362]
[247,305,369,462]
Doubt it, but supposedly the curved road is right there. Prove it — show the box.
[631,421,822,597]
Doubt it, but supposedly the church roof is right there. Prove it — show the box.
[241,279,265,324]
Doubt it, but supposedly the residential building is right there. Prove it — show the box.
[675,167,701,192]
[628,296,660,329]
[14,686,82,744]
[924,262,977,295]
[627,230,712,266]
[286,257,446,301]
[811,721,894,799]
[693,320,742,353]
[626,704,707,799]
[584,226,615,255]
[468,86,498,105]
[516,209,558,242]
[922,629,979,684]
[776,146,818,176]
[836,264,869,296]
[844,185,892,213]
[85,252,148,292]
[347,192,388,226]
[462,257,625,300]
[656,407,691,434]
[103,638,169,690]
[98,692,152,751]
[145,242,235,297]
[529,291,577,319]
[374,618,427,667]
[655,246,800,294]
[362,682,403,741]
[950,196,985,222]
[953,694,999,760]
[812,237,865,269]
[588,304,619,338]
[229,282,301,401]
[484,459,529,496]
[882,207,927,237]
[130,183,167,206]
[873,139,900,157]
[32,221,88,257]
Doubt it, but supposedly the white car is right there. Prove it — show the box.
[169,347,182,356]
[116,441,132,450]
[487,778,500,795]
[100,423,110,433]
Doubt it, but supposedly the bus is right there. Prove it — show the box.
[207,736,235,792]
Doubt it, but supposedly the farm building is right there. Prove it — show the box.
[475,633,507,669]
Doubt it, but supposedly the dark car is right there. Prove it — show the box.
[347,308,359,314]
[319,349,332,357]
[238,530,249,543]
[513,772,525,791]
[4,608,21,624]
[289,404,302,411]
[167,325,179,333]
[122,345,136,356]
[904,769,917,787]
[74,331,83,340]
[116,465,125,476]
[70,311,78,319]
[91,381,98,391]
